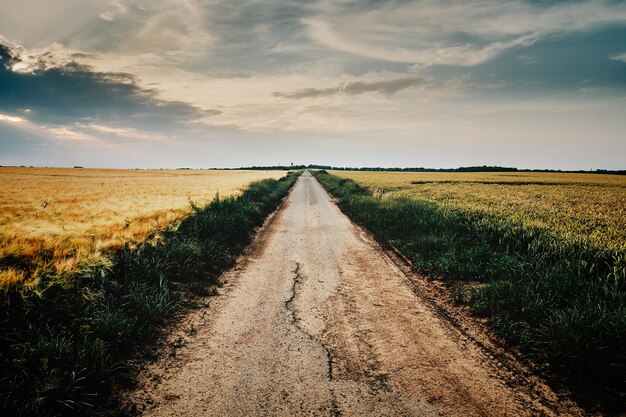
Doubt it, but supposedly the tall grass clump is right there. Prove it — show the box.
[0,172,299,416]
[314,170,626,410]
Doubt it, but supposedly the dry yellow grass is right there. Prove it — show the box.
[332,171,626,252]
[0,167,286,287]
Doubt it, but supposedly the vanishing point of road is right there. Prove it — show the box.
[127,171,582,416]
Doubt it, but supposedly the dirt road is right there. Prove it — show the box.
[127,171,582,416]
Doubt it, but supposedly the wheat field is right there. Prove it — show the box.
[332,171,626,253]
[0,167,286,287]
[315,170,626,402]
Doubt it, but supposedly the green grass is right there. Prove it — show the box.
[0,172,299,416]
[313,170,626,411]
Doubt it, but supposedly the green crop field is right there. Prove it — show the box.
[332,170,626,253]
[315,170,626,409]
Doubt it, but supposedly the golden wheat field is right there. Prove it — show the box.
[0,167,286,287]
[332,171,626,252]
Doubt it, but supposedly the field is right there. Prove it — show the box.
[0,169,299,416]
[315,170,626,408]
[3,167,624,414]
[331,171,626,253]
[0,167,286,289]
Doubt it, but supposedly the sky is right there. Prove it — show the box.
[0,0,625,169]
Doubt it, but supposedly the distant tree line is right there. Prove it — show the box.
[2,165,623,175]
[238,164,626,175]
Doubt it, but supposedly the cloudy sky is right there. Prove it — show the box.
[0,0,625,169]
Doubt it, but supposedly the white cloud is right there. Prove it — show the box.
[304,0,626,65]
[45,126,94,141]
[99,0,129,21]
[7,42,87,73]
[0,0,212,65]
[0,112,96,141]
[0,114,25,123]
[78,123,168,140]
[610,52,626,63]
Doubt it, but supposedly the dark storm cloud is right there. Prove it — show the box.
[273,77,428,99]
[0,42,221,125]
